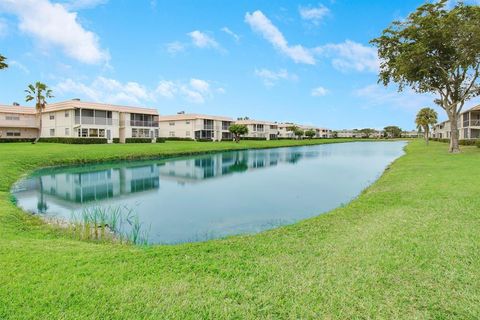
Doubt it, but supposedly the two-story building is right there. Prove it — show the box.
[0,99,160,143]
[158,113,234,141]
[432,105,480,140]
[235,119,279,140]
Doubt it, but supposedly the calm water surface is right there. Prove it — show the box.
[12,141,406,244]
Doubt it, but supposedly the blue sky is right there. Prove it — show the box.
[0,0,478,130]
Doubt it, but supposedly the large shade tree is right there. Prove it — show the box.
[25,82,54,144]
[0,54,7,69]
[371,0,480,153]
[415,107,438,145]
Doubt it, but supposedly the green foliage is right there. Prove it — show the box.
[293,128,304,138]
[156,138,166,143]
[477,140,480,148]
[229,124,249,142]
[304,129,316,139]
[38,137,108,144]
[359,128,376,138]
[371,1,480,152]
[125,138,153,143]
[25,81,54,112]
[0,54,7,69]
[0,138,36,143]
[241,137,267,141]
[415,108,438,144]
[163,137,194,141]
[383,126,402,138]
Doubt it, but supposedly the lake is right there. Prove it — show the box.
[12,141,406,244]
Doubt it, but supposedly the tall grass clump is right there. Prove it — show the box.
[71,206,150,245]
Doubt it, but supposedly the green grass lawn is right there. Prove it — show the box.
[0,139,479,319]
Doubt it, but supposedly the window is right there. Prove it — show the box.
[99,129,105,137]
[65,128,70,136]
[81,129,88,137]
[89,128,98,137]
[169,131,175,137]
[65,111,69,118]
[186,131,190,136]
[6,130,21,137]
[186,121,190,124]
[50,129,55,136]
[155,129,159,138]
[49,113,55,120]
[5,115,20,121]
[132,128,138,138]
[169,122,175,126]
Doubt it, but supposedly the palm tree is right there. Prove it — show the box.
[25,82,54,143]
[415,107,438,145]
[0,54,7,70]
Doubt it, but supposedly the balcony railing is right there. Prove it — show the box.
[122,120,158,127]
[75,116,117,125]
[463,119,480,127]
[203,125,214,130]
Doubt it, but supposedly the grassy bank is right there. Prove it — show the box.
[0,140,479,319]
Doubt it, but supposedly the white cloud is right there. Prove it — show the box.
[354,84,436,110]
[245,10,315,65]
[155,80,177,99]
[56,77,153,105]
[165,41,186,55]
[190,78,210,93]
[315,40,379,72]
[9,60,30,74]
[311,86,328,97]
[254,68,298,87]
[56,76,220,105]
[188,30,220,49]
[221,27,240,42]
[61,0,108,10]
[299,4,330,24]
[0,0,109,64]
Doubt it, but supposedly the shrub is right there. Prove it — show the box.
[112,138,120,144]
[163,137,194,141]
[241,137,267,141]
[477,140,480,148]
[0,138,36,143]
[196,138,213,142]
[125,138,152,143]
[38,138,108,144]
[156,138,165,143]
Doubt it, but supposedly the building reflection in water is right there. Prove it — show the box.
[13,147,325,210]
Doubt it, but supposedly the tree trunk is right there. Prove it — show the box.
[424,126,429,145]
[448,112,460,153]
[33,110,42,144]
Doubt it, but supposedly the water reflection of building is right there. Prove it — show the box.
[13,147,328,210]
[14,164,160,209]
[158,148,324,183]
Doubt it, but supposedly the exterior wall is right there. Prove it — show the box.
[159,116,233,141]
[0,110,39,139]
[0,127,38,138]
[159,119,196,139]
[235,121,278,140]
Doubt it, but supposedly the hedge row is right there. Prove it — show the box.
[430,138,480,147]
[240,137,268,141]
[0,138,36,143]
[163,137,195,141]
[125,138,154,144]
[39,138,108,144]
